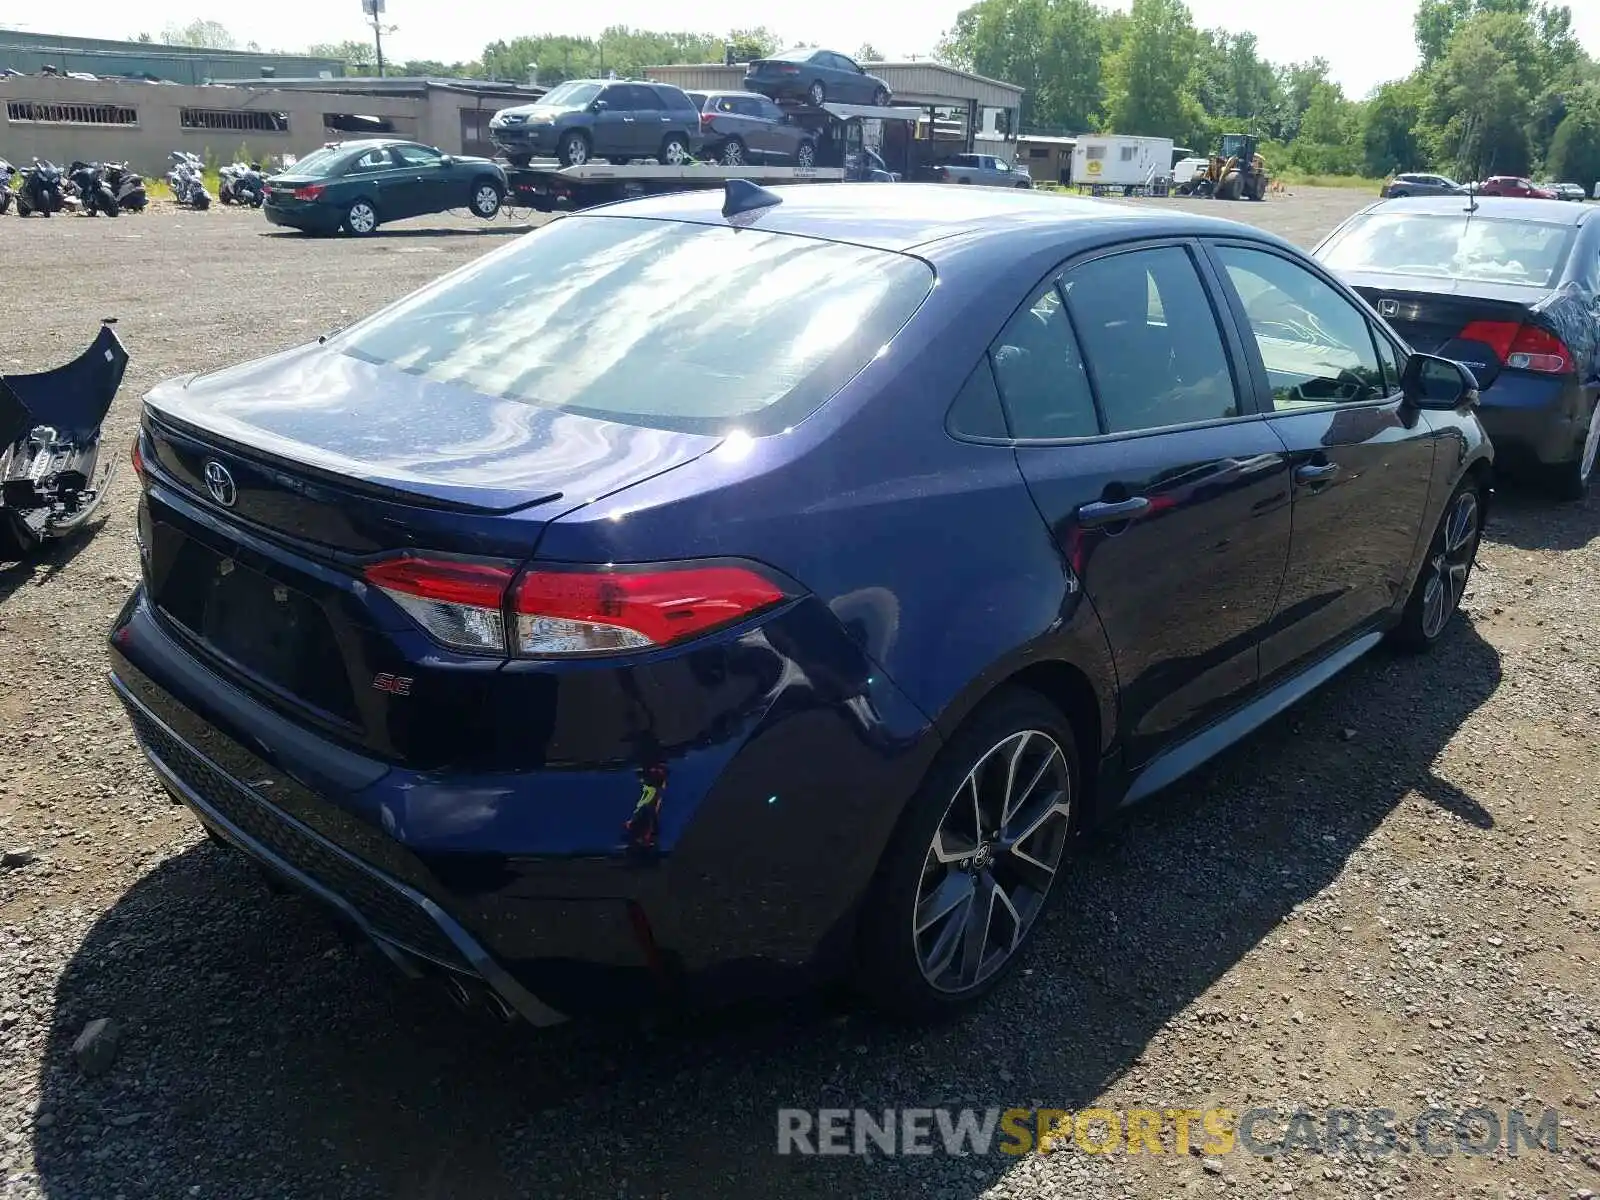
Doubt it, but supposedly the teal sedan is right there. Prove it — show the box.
[263,139,508,236]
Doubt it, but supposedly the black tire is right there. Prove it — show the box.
[854,687,1082,1018]
[1545,397,1600,501]
[718,138,747,166]
[957,176,972,184]
[808,80,826,107]
[872,87,890,107]
[469,178,503,219]
[343,197,379,236]
[659,135,691,166]
[557,131,591,169]
[1389,189,1409,198]
[1390,476,1486,652]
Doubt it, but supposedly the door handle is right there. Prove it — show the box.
[1295,462,1340,484]
[1076,496,1151,527]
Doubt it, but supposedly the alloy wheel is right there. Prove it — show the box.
[473,184,500,216]
[1420,490,1479,640]
[346,202,376,235]
[661,139,690,166]
[913,730,1071,993]
[720,140,745,166]
[809,81,826,107]
[796,143,816,168]
[562,136,588,167]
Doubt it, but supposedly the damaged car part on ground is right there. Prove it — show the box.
[108,184,1493,1027]
[1316,195,1600,499]
[0,320,128,560]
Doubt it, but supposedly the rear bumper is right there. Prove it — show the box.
[107,583,937,1016]
[1476,376,1594,466]
[262,202,339,233]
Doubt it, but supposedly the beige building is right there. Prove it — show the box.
[0,74,544,175]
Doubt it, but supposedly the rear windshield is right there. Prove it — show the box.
[284,146,344,175]
[336,215,934,435]
[1318,212,1575,288]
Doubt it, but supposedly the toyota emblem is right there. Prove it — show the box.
[1378,299,1399,317]
[203,460,238,508]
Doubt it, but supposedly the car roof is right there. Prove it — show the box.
[1365,195,1592,225]
[583,182,1298,258]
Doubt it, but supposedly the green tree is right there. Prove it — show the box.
[1291,81,1364,174]
[1545,81,1600,185]
[308,40,377,74]
[1195,30,1285,136]
[856,44,883,62]
[1278,57,1331,141]
[941,0,1104,131]
[724,29,780,62]
[1103,0,1207,144]
[1424,9,1543,177]
[1362,77,1428,175]
[162,20,236,50]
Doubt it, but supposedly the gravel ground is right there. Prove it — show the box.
[0,188,1596,1200]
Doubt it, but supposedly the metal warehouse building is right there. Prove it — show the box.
[0,74,545,176]
[0,27,345,85]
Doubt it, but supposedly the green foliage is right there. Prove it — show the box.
[162,20,236,50]
[477,27,778,84]
[1546,81,1600,186]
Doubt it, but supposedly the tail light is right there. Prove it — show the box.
[774,65,799,75]
[1458,321,1573,374]
[700,112,716,128]
[362,556,790,658]
[293,184,324,201]
[130,434,146,481]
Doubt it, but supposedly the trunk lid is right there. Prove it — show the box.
[143,340,721,551]
[138,342,722,764]
[1342,271,1554,389]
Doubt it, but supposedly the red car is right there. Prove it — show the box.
[1476,176,1558,199]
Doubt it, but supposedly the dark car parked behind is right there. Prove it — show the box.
[744,47,891,108]
[263,140,505,236]
[489,79,702,168]
[1316,195,1600,498]
[687,91,818,166]
[1380,173,1466,198]
[112,185,1491,1028]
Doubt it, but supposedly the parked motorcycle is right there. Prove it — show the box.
[0,321,128,560]
[102,161,148,212]
[68,161,120,218]
[219,161,265,208]
[166,151,211,210]
[0,159,14,215]
[16,159,65,217]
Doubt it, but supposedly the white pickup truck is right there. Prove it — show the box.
[935,153,1033,189]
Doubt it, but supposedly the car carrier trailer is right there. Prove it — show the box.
[503,101,920,211]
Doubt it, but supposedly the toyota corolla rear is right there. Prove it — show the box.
[109,208,942,1021]
[1315,199,1600,493]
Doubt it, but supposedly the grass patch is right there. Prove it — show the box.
[1273,170,1386,191]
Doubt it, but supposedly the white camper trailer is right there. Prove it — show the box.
[1072,135,1176,188]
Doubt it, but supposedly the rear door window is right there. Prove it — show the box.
[988,286,1099,439]
[336,215,934,436]
[629,86,665,111]
[1061,246,1241,433]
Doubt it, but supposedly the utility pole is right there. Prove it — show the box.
[361,0,395,78]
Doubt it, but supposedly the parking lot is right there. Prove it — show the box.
[0,188,1596,1200]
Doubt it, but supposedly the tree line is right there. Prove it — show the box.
[939,0,1600,184]
[141,13,1600,186]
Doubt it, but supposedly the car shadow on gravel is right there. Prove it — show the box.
[260,225,534,242]
[30,623,1501,1200]
[0,527,102,607]
[1483,484,1598,553]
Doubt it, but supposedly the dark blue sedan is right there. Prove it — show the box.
[110,184,1491,1024]
[1315,195,1599,499]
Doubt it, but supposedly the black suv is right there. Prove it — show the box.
[489,79,703,168]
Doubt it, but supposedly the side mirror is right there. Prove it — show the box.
[591,100,608,112]
[1401,353,1479,411]
[439,155,454,167]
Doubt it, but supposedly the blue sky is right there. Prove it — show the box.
[13,0,1600,100]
